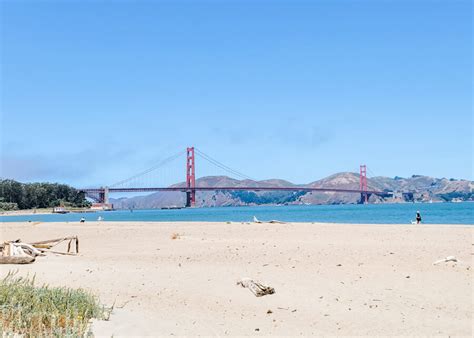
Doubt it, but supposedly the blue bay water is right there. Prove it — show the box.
[1,203,473,224]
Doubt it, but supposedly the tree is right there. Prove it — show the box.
[0,179,91,210]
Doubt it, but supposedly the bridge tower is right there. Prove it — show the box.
[359,165,368,204]
[98,187,109,204]
[186,147,196,207]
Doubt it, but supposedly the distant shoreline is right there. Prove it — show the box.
[2,200,472,217]
[0,209,53,216]
[0,208,96,217]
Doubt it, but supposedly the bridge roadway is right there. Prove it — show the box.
[81,186,390,195]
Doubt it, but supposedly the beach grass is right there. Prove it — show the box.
[0,271,109,336]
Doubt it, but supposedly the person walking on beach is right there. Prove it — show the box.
[416,211,422,224]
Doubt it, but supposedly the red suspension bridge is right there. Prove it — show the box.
[80,147,393,207]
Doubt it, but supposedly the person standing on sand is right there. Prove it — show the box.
[416,211,422,224]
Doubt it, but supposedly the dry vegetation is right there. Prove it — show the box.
[0,272,109,336]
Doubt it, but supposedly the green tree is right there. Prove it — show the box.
[0,179,91,210]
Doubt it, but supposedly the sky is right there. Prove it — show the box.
[1,0,472,189]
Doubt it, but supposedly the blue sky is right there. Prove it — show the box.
[1,0,472,189]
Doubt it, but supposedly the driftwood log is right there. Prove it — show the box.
[433,256,457,265]
[237,278,275,297]
[0,256,35,264]
[0,242,37,264]
[253,216,286,224]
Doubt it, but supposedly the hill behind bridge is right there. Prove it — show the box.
[109,173,473,209]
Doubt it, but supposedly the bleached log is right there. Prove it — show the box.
[0,255,35,264]
[237,278,275,297]
[253,216,286,224]
[433,256,457,265]
[1,243,36,264]
[18,243,44,257]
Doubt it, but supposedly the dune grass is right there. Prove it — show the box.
[0,271,109,336]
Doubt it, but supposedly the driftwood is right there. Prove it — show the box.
[0,242,38,264]
[0,256,35,264]
[23,243,43,257]
[45,250,77,256]
[237,278,275,297]
[30,236,79,254]
[433,256,457,265]
[0,236,79,264]
[4,242,43,257]
[253,216,286,224]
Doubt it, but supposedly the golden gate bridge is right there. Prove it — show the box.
[80,147,393,207]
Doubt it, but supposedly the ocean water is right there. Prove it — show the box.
[1,203,473,224]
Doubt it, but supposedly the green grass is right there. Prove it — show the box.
[0,271,110,336]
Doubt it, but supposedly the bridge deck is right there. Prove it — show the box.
[81,186,390,195]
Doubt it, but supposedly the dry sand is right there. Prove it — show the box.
[0,208,93,216]
[0,209,54,216]
[0,221,472,336]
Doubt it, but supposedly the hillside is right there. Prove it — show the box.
[110,174,474,209]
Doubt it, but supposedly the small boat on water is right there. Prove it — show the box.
[161,206,183,210]
[52,207,69,214]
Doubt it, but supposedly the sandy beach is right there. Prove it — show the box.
[0,209,54,216]
[0,208,94,216]
[0,221,472,336]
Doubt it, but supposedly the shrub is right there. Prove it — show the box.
[0,202,18,211]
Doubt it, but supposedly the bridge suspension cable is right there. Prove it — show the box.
[367,167,377,178]
[194,148,255,181]
[110,150,186,188]
[353,166,376,179]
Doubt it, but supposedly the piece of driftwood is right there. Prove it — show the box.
[17,243,44,257]
[1,236,79,264]
[46,250,77,256]
[30,237,71,245]
[0,242,37,264]
[433,256,457,265]
[237,278,275,297]
[0,255,35,264]
[253,216,286,224]
[30,236,79,254]
[3,241,43,257]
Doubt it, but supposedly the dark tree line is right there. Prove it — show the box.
[230,190,307,205]
[0,179,90,210]
[439,191,474,202]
